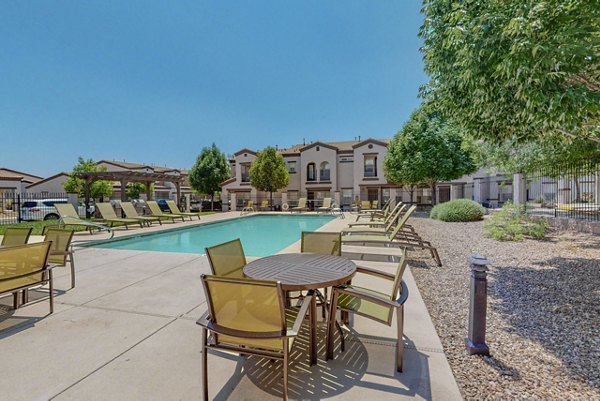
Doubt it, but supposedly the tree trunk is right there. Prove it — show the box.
[573,177,581,202]
[211,194,214,211]
[431,181,437,205]
[270,191,273,211]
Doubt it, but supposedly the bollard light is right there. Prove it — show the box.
[465,254,490,356]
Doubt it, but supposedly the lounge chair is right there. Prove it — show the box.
[96,203,144,229]
[197,275,312,401]
[43,228,76,289]
[360,200,372,210]
[205,238,246,278]
[355,199,392,221]
[146,201,185,223]
[0,227,33,246]
[166,200,201,221]
[350,203,405,227]
[343,204,407,234]
[290,198,308,213]
[54,203,113,235]
[258,200,270,211]
[326,249,409,372]
[120,202,162,226]
[342,205,442,266]
[316,198,333,213]
[0,242,54,312]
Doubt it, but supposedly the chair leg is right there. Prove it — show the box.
[336,320,345,352]
[49,270,54,314]
[326,290,339,360]
[70,252,76,289]
[201,328,208,401]
[396,305,404,372]
[283,340,289,401]
[12,292,19,309]
[22,289,29,305]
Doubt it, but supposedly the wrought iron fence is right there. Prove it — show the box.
[0,192,73,225]
[525,162,600,222]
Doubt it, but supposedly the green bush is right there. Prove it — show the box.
[484,201,549,241]
[430,199,486,222]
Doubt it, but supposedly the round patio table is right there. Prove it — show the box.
[244,253,356,365]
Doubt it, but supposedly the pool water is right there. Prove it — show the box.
[95,214,336,256]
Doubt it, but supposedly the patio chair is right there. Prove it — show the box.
[54,203,113,235]
[350,203,405,227]
[342,204,407,234]
[197,275,312,401]
[166,200,201,221]
[120,202,162,226]
[316,198,332,213]
[146,201,185,223]
[0,227,33,246]
[342,205,442,267]
[96,202,144,229]
[301,231,342,316]
[290,198,307,213]
[326,249,409,371]
[205,238,246,278]
[0,241,54,312]
[258,200,270,211]
[43,228,76,289]
[360,200,372,210]
[355,199,392,221]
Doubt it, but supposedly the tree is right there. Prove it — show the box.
[420,0,600,144]
[126,182,154,200]
[63,157,113,200]
[249,146,289,209]
[188,143,231,211]
[384,107,476,204]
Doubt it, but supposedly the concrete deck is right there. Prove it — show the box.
[0,212,462,400]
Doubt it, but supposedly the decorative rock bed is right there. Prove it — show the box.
[407,216,600,400]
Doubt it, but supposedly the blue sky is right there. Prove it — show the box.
[1,1,426,176]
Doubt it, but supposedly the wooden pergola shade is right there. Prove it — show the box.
[78,171,185,218]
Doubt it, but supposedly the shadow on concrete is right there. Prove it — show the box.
[491,256,599,388]
[0,288,64,338]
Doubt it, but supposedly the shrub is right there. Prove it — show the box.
[484,201,549,241]
[430,199,486,222]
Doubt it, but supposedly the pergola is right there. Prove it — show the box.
[78,171,185,217]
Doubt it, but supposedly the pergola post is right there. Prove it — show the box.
[175,181,181,206]
[120,179,128,217]
[146,182,152,201]
[84,177,91,218]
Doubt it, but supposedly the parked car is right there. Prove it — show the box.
[19,199,90,221]
[156,199,171,212]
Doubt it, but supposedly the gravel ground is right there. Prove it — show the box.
[406,215,600,401]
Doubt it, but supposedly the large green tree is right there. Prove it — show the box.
[63,157,113,200]
[420,0,600,143]
[188,143,230,210]
[384,107,476,204]
[249,146,289,209]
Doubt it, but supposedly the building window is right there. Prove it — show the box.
[287,161,297,173]
[319,162,330,181]
[307,163,316,181]
[341,189,353,207]
[364,156,377,177]
[241,163,251,183]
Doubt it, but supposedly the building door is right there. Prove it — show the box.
[367,188,379,202]
[438,186,451,203]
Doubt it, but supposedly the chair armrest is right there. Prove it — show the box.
[196,311,210,328]
[288,294,312,337]
[355,266,395,281]
[0,264,58,283]
[336,287,399,308]
[397,281,409,305]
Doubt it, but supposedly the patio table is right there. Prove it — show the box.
[244,253,356,366]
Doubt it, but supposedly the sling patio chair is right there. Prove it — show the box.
[290,198,308,213]
[258,200,270,211]
[146,201,185,223]
[326,248,409,372]
[0,227,33,246]
[0,241,54,312]
[96,202,144,229]
[54,203,114,235]
[360,200,372,210]
[197,275,312,401]
[43,228,76,289]
[301,231,342,317]
[345,204,407,232]
[316,198,333,213]
[166,200,202,221]
[342,204,409,235]
[120,202,162,226]
[205,238,247,278]
[342,205,442,267]
[354,199,392,221]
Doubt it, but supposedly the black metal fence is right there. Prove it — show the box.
[0,192,73,225]
[525,162,599,221]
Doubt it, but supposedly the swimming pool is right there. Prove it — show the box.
[95,214,336,256]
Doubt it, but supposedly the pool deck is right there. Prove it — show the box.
[0,212,462,400]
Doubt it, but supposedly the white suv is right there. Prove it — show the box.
[19,199,89,221]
